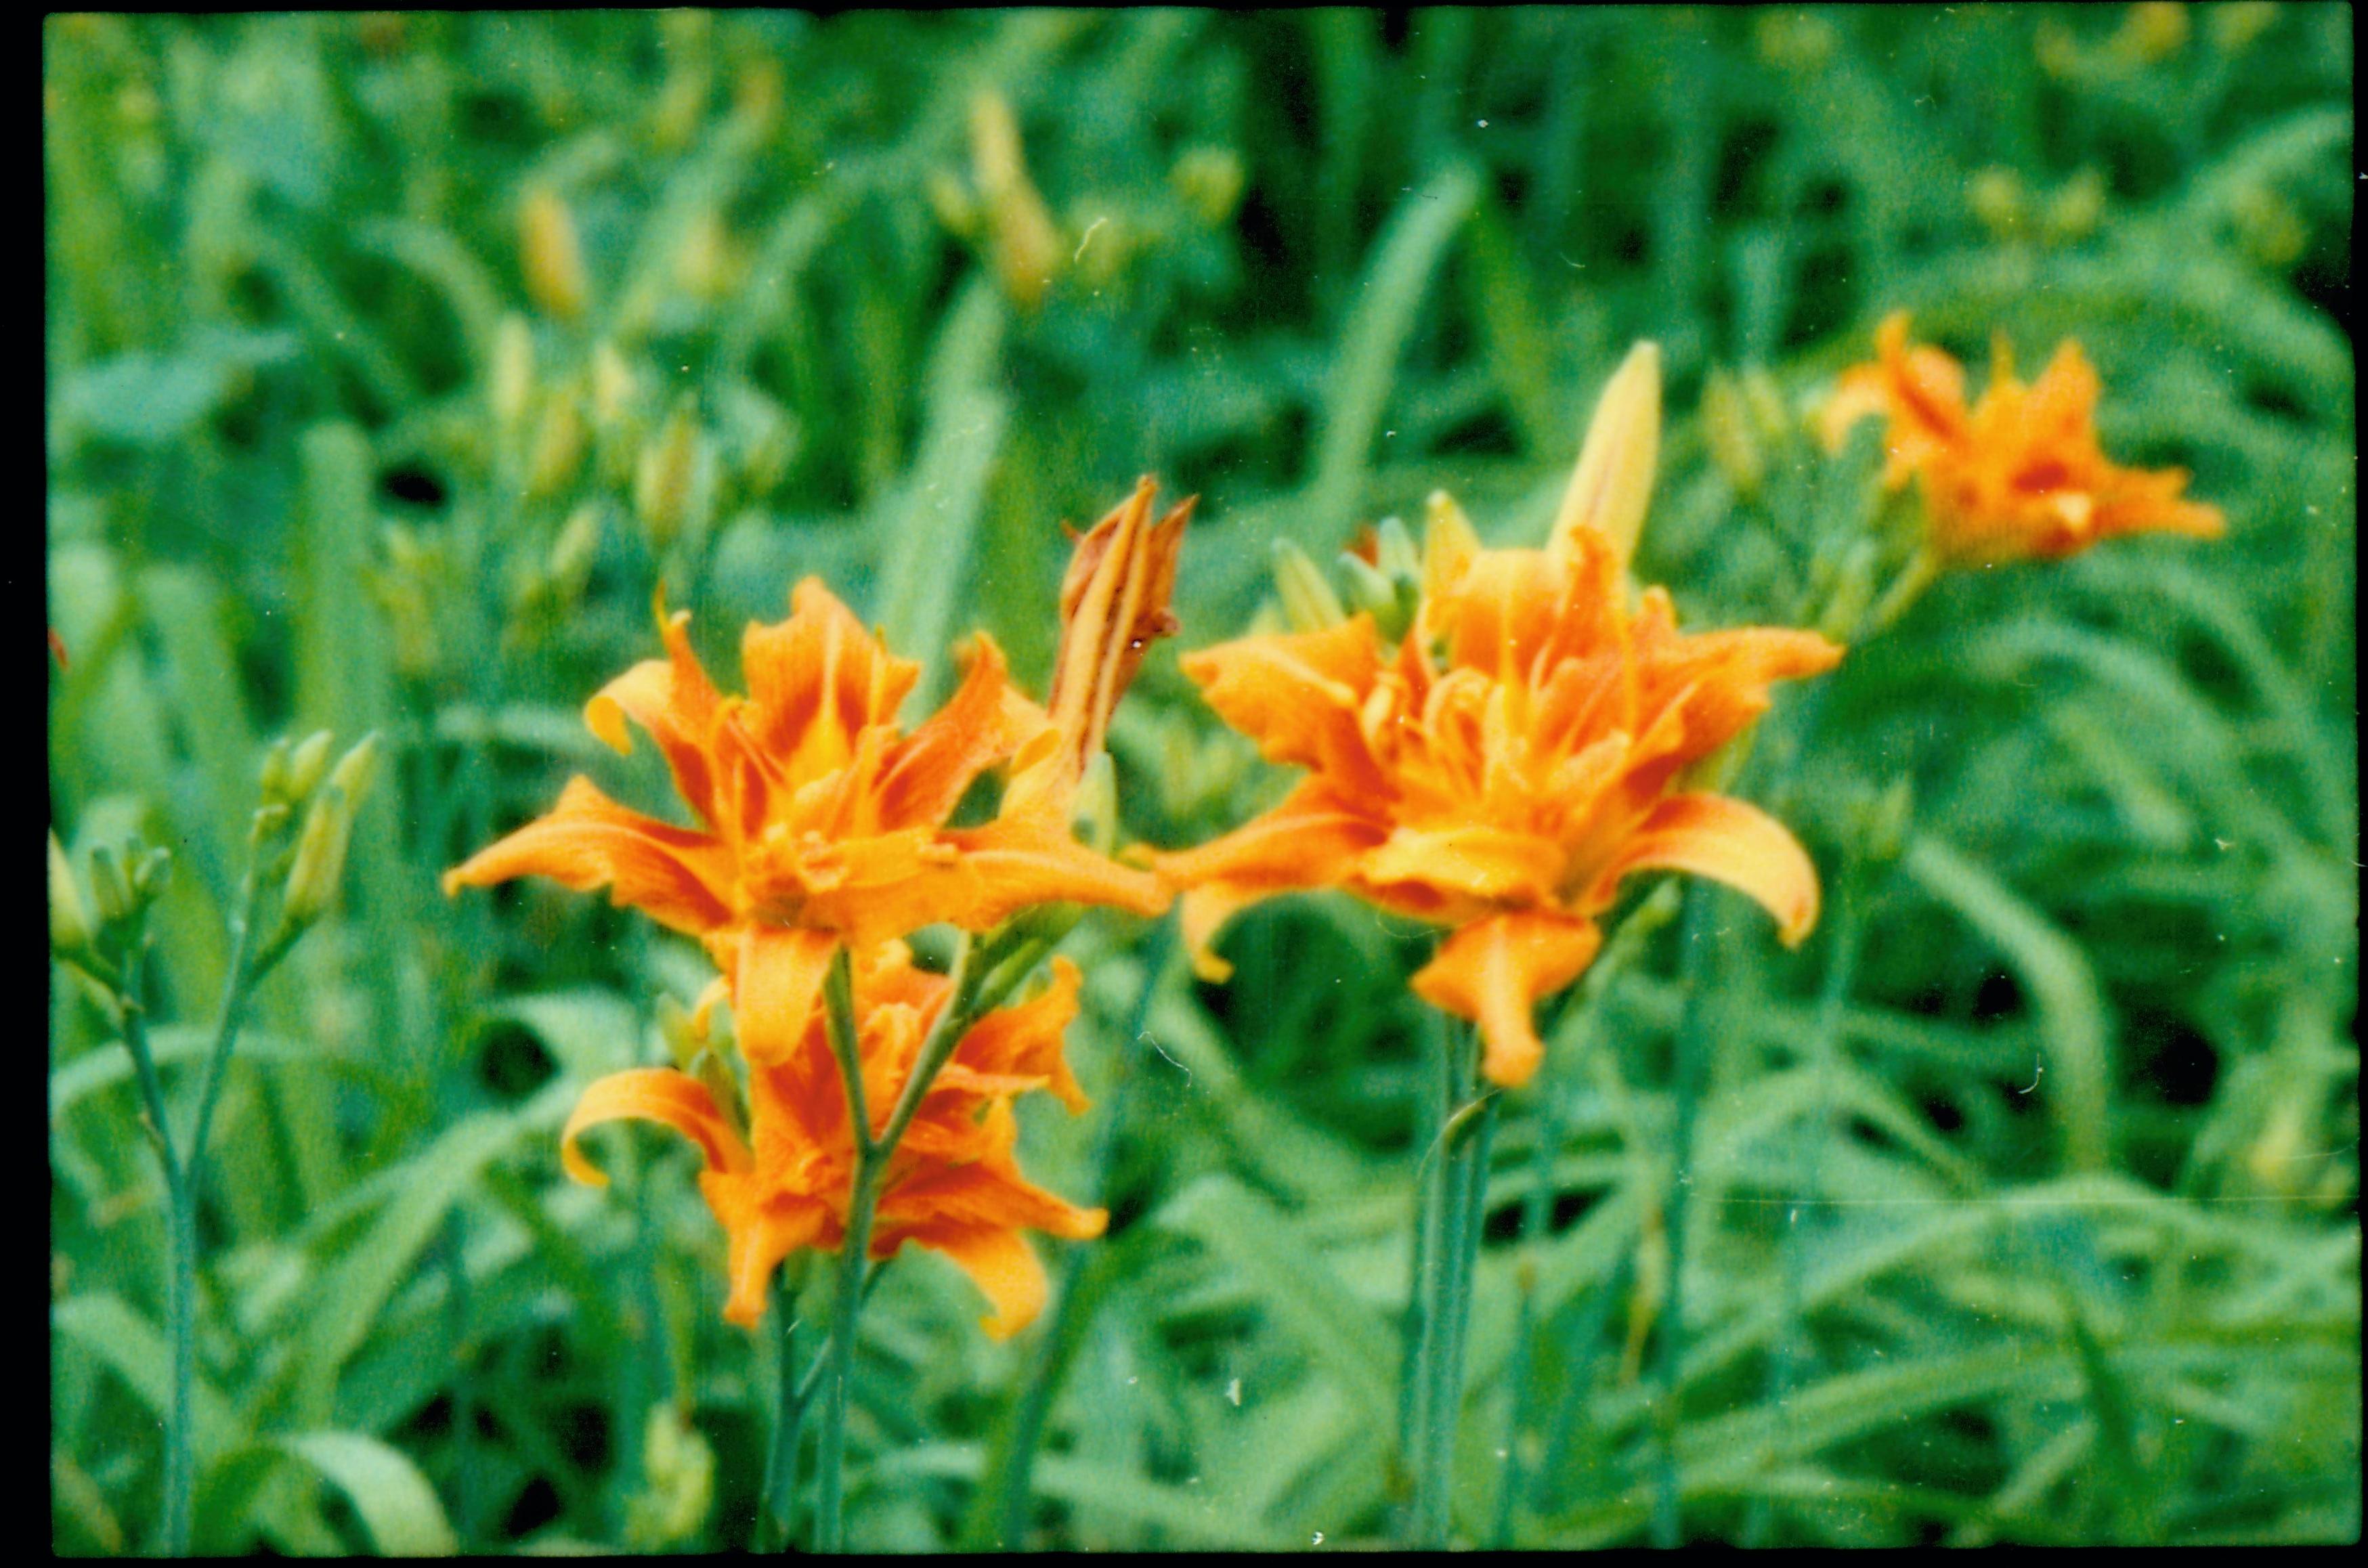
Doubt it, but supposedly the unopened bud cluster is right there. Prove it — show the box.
[1270,514,1423,642]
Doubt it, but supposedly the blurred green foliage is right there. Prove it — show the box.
[48,5,2354,1552]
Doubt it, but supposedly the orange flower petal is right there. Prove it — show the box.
[584,605,726,827]
[1411,911,1604,1088]
[1178,617,1387,789]
[1150,780,1390,979]
[1008,479,1192,822]
[731,924,840,1066]
[874,633,1040,832]
[1355,823,1563,911]
[561,1068,752,1188]
[741,579,920,781]
[442,775,735,936]
[1589,792,1820,944]
[950,955,1087,1112]
[712,1183,830,1329]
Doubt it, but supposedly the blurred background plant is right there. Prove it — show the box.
[48,6,2353,1552]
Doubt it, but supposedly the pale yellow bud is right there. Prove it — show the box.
[519,186,589,321]
[1700,368,1766,497]
[623,1405,716,1550]
[1271,541,1346,633]
[1967,167,2028,240]
[1550,342,1662,569]
[548,504,603,590]
[673,208,735,301]
[87,845,133,928]
[2114,2,2191,63]
[525,395,588,498]
[1170,146,1245,229]
[282,789,355,929]
[590,341,637,429]
[49,833,92,955]
[634,404,706,549]
[284,730,336,803]
[969,90,1060,311]
[490,313,536,427]
[2041,169,2107,246]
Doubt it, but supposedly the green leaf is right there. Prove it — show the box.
[1903,836,2114,1173]
[53,1292,241,1457]
[1156,1175,1398,1431]
[276,1431,458,1556]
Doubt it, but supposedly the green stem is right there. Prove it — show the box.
[1649,886,1723,1548]
[1405,1015,1491,1547]
[811,932,984,1551]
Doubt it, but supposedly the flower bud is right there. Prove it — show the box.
[131,846,172,902]
[257,735,294,802]
[2208,2,2279,55]
[49,833,92,955]
[282,736,380,928]
[1551,342,1661,569]
[590,341,638,429]
[87,844,133,928]
[634,402,706,550]
[1170,146,1245,229]
[1967,167,2027,241]
[623,1403,716,1550]
[2041,169,2106,247]
[327,733,381,801]
[548,504,603,594]
[490,313,536,428]
[284,730,337,803]
[519,186,589,321]
[250,800,292,846]
[1271,540,1346,633]
[1701,368,1766,497]
[1336,550,1417,642]
[969,90,1060,311]
[282,789,356,929]
[526,394,588,498]
[1371,515,1420,582]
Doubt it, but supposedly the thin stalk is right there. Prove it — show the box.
[811,932,983,1551]
[1406,1016,1491,1547]
[1648,886,1723,1548]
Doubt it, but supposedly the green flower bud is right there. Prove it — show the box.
[490,313,536,429]
[87,845,134,928]
[1336,550,1417,642]
[634,401,707,550]
[257,735,294,802]
[1271,540,1346,633]
[1170,146,1245,229]
[328,733,381,798]
[1371,515,1420,582]
[284,730,337,803]
[132,846,172,902]
[281,788,355,929]
[49,833,92,955]
[1701,368,1767,497]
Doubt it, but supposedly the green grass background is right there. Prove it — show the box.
[47,6,2355,1551]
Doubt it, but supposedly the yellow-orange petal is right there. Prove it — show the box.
[561,1067,752,1188]
[712,1183,830,1329]
[741,578,920,782]
[951,955,1088,1112]
[924,1224,1051,1339]
[938,819,1174,927]
[733,924,840,1066]
[1149,780,1390,978]
[1177,617,1388,789]
[1010,479,1192,822]
[1590,791,1821,944]
[1551,341,1661,569]
[584,606,726,827]
[441,775,735,936]
[1355,823,1564,911]
[1411,911,1603,1088]
[874,633,1040,832]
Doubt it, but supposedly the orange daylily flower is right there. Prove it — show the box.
[444,480,1189,1060]
[1153,346,1843,1088]
[562,943,1106,1335]
[1821,311,2225,564]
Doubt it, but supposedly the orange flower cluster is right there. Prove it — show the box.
[1821,311,2225,564]
[1154,348,1845,1087]
[562,945,1102,1333]
[448,480,1190,1334]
